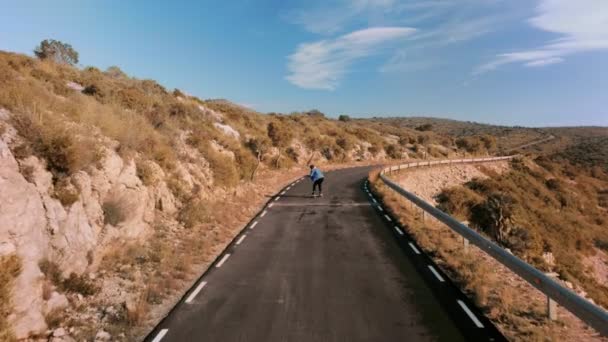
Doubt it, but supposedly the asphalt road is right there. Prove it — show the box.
[147,167,505,342]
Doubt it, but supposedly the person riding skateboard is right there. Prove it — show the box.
[309,165,324,197]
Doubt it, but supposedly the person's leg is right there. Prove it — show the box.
[312,180,318,195]
[318,178,324,196]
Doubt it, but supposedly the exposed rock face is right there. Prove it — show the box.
[0,138,49,337]
[213,122,240,139]
[0,115,178,338]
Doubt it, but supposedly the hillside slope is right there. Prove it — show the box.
[0,51,481,340]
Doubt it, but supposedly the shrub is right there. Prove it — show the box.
[336,135,355,151]
[105,66,127,79]
[338,115,351,122]
[435,187,483,220]
[34,39,79,65]
[415,123,433,131]
[178,199,211,228]
[200,143,239,187]
[267,121,293,167]
[470,193,516,244]
[385,144,403,159]
[116,87,151,112]
[53,178,80,206]
[62,272,98,296]
[102,196,131,226]
[136,160,158,186]
[39,258,63,287]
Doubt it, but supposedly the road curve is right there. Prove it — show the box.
[146,166,505,342]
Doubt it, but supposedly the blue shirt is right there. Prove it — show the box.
[310,168,324,182]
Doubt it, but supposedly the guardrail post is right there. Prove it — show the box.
[548,296,557,321]
[546,272,559,320]
[462,236,469,253]
[461,221,470,252]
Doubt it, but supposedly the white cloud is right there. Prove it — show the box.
[524,57,563,67]
[283,0,396,35]
[286,27,416,90]
[476,0,608,73]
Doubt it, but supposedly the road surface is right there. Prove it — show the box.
[147,167,505,342]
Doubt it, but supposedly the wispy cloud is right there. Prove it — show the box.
[285,0,520,86]
[286,27,416,90]
[476,0,608,74]
[524,57,563,67]
[283,0,396,35]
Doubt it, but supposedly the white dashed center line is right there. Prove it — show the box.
[372,198,377,203]
[377,206,384,212]
[151,329,168,342]
[275,196,281,201]
[216,254,231,268]
[457,300,485,328]
[408,242,421,254]
[185,281,208,303]
[261,210,267,217]
[268,203,274,208]
[236,234,246,245]
[394,226,403,235]
[280,191,286,195]
[250,221,258,229]
[428,265,445,282]
[384,214,392,222]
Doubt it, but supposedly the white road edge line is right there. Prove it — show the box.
[372,198,377,203]
[268,203,274,208]
[151,329,168,342]
[250,221,258,229]
[457,300,485,328]
[216,254,231,268]
[275,196,281,201]
[428,265,445,282]
[394,226,403,235]
[378,206,384,212]
[280,191,286,195]
[408,242,421,254]
[185,281,208,303]
[261,210,267,217]
[236,234,246,245]
[384,214,392,222]
[287,187,292,190]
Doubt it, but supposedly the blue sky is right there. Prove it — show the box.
[1,0,607,127]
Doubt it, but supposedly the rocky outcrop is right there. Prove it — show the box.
[0,136,50,337]
[0,114,179,338]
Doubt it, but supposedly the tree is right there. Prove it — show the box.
[470,193,515,244]
[34,39,79,65]
[267,121,293,168]
[105,66,127,79]
[338,115,351,122]
[246,137,271,180]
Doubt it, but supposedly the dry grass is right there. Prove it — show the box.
[371,181,552,340]
[372,163,608,340]
[0,254,21,342]
[435,158,608,308]
[39,258,98,296]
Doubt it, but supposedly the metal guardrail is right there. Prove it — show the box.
[378,156,608,336]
